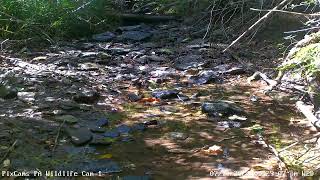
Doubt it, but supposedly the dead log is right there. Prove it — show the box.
[118,13,181,23]
[296,101,320,130]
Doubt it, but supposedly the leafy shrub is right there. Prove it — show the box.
[0,0,119,40]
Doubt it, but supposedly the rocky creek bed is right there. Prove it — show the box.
[0,23,319,179]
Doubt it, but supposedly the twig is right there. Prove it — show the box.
[259,135,288,172]
[203,4,215,39]
[0,39,9,51]
[1,140,18,163]
[303,153,320,163]
[223,0,292,52]
[247,71,277,86]
[279,133,320,153]
[52,120,66,153]
[250,8,320,17]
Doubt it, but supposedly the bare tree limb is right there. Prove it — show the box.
[223,0,292,52]
[296,101,320,130]
[250,8,320,17]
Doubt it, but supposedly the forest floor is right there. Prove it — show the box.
[0,22,319,179]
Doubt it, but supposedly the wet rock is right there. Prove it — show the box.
[189,70,219,85]
[73,89,99,104]
[177,94,190,101]
[224,66,246,75]
[92,31,115,42]
[150,68,175,78]
[117,24,150,32]
[103,130,120,138]
[216,121,241,130]
[202,101,244,117]
[119,31,152,41]
[121,134,134,142]
[152,90,179,99]
[77,63,99,71]
[116,124,132,134]
[60,101,80,110]
[17,92,35,102]
[56,115,78,124]
[78,52,99,58]
[66,128,92,146]
[143,120,158,126]
[90,135,113,145]
[96,118,109,127]
[145,55,166,62]
[90,126,106,133]
[123,176,151,180]
[167,132,188,140]
[82,160,122,173]
[0,85,17,99]
[131,123,146,132]
[106,47,131,55]
[174,55,205,70]
[128,93,142,102]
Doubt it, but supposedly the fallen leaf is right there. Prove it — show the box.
[3,159,10,168]
[97,153,113,159]
[138,97,160,103]
[202,145,223,156]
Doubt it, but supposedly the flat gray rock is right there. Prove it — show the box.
[202,100,244,117]
[67,128,92,146]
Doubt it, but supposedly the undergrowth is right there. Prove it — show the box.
[0,0,119,40]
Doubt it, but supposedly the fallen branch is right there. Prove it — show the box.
[247,71,277,86]
[119,13,180,23]
[52,120,66,153]
[250,8,320,17]
[1,140,18,164]
[259,135,288,172]
[296,101,320,130]
[279,133,320,153]
[223,0,292,52]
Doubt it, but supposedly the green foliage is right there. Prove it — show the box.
[279,43,320,78]
[0,0,119,40]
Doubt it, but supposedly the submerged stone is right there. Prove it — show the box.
[73,89,99,104]
[90,126,106,133]
[77,160,122,174]
[92,31,115,42]
[90,135,113,146]
[116,124,132,134]
[0,85,17,99]
[56,115,78,124]
[96,118,109,127]
[131,123,146,132]
[66,128,92,146]
[167,132,188,140]
[103,130,120,138]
